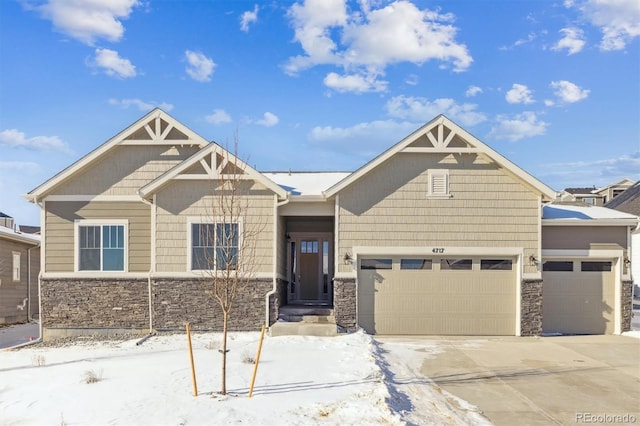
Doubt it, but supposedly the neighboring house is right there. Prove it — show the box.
[559,187,604,206]
[595,178,635,204]
[24,110,637,339]
[0,214,41,324]
[605,181,640,289]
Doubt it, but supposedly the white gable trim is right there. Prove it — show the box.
[138,142,288,199]
[323,115,557,201]
[25,109,209,202]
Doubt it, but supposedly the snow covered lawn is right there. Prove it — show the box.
[0,331,485,425]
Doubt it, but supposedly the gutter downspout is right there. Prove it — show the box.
[265,194,290,329]
[27,244,39,321]
[138,192,156,334]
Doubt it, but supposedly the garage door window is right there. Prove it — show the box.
[543,261,573,271]
[481,259,513,270]
[581,261,612,272]
[360,259,392,270]
[440,258,472,270]
[400,259,432,270]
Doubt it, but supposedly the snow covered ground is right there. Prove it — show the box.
[0,331,487,425]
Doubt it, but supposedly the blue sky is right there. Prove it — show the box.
[1,0,639,226]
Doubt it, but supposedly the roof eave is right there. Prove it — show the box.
[542,218,639,226]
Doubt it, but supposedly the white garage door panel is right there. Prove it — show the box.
[543,267,615,335]
[358,258,516,335]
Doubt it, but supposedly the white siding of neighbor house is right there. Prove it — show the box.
[337,153,540,274]
[155,180,275,274]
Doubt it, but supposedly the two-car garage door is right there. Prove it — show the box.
[357,256,517,335]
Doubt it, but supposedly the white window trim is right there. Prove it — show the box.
[427,169,452,198]
[12,251,21,281]
[74,219,129,273]
[186,217,243,272]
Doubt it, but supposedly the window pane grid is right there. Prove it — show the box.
[192,222,238,270]
[78,224,124,271]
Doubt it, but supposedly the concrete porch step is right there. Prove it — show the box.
[270,321,337,337]
[278,314,336,323]
[272,305,338,336]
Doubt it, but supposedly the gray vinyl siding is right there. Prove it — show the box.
[45,201,150,272]
[0,239,39,323]
[51,145,199,196]
[155,181,275,273]
[542,226,627,250]
[337,153,540,274]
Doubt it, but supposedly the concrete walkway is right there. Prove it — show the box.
[0,322,39,349]
[385,335,640,425]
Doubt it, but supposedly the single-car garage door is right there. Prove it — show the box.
[542,260,615,334]
[357,256,517,335]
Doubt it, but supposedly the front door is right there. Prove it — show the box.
[288,233,332,304]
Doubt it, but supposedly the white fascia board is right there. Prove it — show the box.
[41,272,150,279]
[278,200,334,216]
[542,219,639,227]
[0,231,40,245]
[149,272,275,280]
[542,249,624,258]
[43,195,142,202]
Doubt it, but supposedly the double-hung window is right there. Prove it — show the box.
[191,222,239,271]
[77,221,126,271]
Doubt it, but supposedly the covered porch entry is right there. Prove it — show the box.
[284,217,334,306]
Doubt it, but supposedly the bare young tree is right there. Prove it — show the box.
[194,139,264,395]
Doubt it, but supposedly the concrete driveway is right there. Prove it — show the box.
[0,322,39,350]
[377,335,640,425]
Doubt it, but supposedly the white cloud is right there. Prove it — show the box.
[92,48,136,78]
[500,30,547,50]
[405,74,419,86]
[570,0,640,50]
[256,112,279,127]
[240,5,259,32]
[308,119,418,157]
[505,84,534,104]
[550,80,590,103]
[540,152,640,185]
[0,161,41,174]
[0,129,72,154]
[514,32,537,46]
[285,0,472,93]
[34,0,139,45]
[206,109,232,124]
[185,50,215,82]
[108,98,174,111]
[552,27,586,55]
[386,95,487,127]
[323,72,387,93]
[488,112,549,142]
[465,85,482,97]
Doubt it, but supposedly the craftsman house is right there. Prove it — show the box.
[25,110,637,339]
